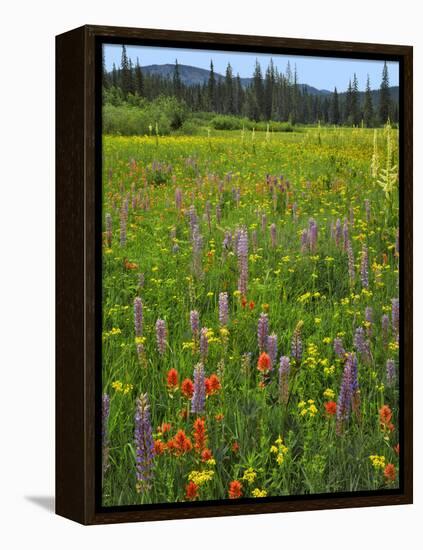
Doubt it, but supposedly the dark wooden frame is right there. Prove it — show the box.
[56,24,413,525]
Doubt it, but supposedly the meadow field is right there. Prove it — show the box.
[101,126,400,506]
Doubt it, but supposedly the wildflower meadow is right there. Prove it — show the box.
[101,122,400,506]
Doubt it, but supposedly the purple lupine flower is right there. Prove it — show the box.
[343,219,349,250]
[392,298,399,342]
[346,240,355,282]
[237,228,249,296]
[308,218,318,252]
[291,321,303,365]
[354,326,371,362]
[191,363,206,414]
[105,213,113,248]
[335,219,342,247]
[364,199,371,222]
[155,319,167,355]
[301,229,309,252]
[188,205,198,234]
[222,231,232,252]
[119,202,127,247]
[190,310,200,340]
[192,226,203,278]
[134,393,155,492]
[200,327,209,361]
[333,337,346,359]
[365,306,373,337]
[336,352,359,434]
[261,213,267,232]
[218,292,229,326]
[382,314,390,347]
[360,244,369,289]
[134,297,143,337]
[216,202,222,223]
[386,359,396,387]
[278,356,290,404]
[102,393,110,475]
[267,333,278,367]
[257,313,269,353]
[270,223,277,248]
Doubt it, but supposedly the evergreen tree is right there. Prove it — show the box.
[264,59,275,120]
[208,60,216,111]
[379,61,391,124]
[111,62,118,88]
[252,59,264,120]
[120,45,131,99]
[330,87,340,124]
[134,58,144,97]
[351,73,360,125]
[224,63,234,114]
[363,75,374,127]
[173,59,182,99]
[345,79,353,125]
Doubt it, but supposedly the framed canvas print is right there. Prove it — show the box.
[56,25,413,525]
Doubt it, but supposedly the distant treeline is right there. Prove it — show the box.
[103,46,398,127]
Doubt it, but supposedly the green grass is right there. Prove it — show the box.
[101,126,399,506]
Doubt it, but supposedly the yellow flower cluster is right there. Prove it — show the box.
[102,327,122,339]
[242,467,257,484]
[298,399,318,417]
[188,470,215,486]
[323,388,335,400]
[111,380,133,394]
[270,436,289,465]
[252,488,267,498]
[369,455,386,469]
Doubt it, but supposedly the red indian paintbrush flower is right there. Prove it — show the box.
[167,368,179,390]
[181,378,194,399]
[325,401,337,416]
[228,480,243,499]
[201,448,212,461]
[379,405,394,431]
[170,430,192,455]
[205,373,221,395]
[186,481,199,500]
[257,352,272,373]
[193,418,207,453]
[384,463,396,482]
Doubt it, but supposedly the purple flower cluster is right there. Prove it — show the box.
[105,213,112,248]
[102,393,110,475]
[134,393,155,492]
[200,327,209,361]
[237,228,249,296]
[346,240,355,282]
[267,333,278,367]
[335,218,342,247]
[155,319,167,355]
[219,292,229,326]
[333,337,345,359]
[278,356,290,404]
[308,218,318,252]
[343,219,349,250]
[392,298,399,342]
[365,306,373,336]
[360,244,369,289]
[270,223,277,248]
[336,352,359,434]
[354,326,371,362]
[191,363,206,414]
[257,313,269,353]
[175,187,182,211]
[291,322,303,365]
[190,309,200,340]
[381,314,390,347]
[386,359,396,387]
[134,297,143,337]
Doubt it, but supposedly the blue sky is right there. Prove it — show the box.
[104,44,399,93]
